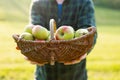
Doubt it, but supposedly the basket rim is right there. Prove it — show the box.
[12,26,96,65]
[12,26,96,44]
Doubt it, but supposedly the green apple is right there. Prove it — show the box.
[19,32,34,40]
[75,28,89,38]
[46,31,51,41]
[32,25,49,40]
[24,24,34,34]
[54,26,74,40]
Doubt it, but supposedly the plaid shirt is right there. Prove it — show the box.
[30,0,97,80]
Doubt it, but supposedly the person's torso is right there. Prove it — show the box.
[37,0,84,30]
[35,0,88,80]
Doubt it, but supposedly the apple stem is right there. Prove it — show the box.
[61,32,64,36]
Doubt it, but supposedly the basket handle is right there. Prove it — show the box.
[49,19,56,40]
[49,19,57,65]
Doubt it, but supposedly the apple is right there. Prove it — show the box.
[54,26,74,40]
[32,25,49,40]
[19,32,34,41]
[24,24,34,34]
[75,28,89,38]
[47,33,51,41]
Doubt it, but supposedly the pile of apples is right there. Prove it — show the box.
[18,24,89,41]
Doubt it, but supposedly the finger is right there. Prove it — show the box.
[30,61,46,66]
[64,62,73,65]
[24,56,30,61]
[70,53,87,64]
[30,60,46,66]
[24,56,27,60]
[37,63,45,66]
[30,61,37,65]
[80,53,87,60]
[74,53,87,61]
[24,57,45,66]
[72,59,82,64]
[36,62,48,66]
[64,59,81,65]
[64,53,87,65]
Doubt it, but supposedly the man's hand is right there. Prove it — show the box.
[63,53,87,65]
[25,57,47,66]
[25,53,87,66]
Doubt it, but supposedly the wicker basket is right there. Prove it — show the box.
[12,19,96,65]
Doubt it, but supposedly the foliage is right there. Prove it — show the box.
[95,6,120,26]
[93,0,120,9]
[0,0,31,22]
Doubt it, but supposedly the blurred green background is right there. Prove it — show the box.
[0,0,120,80]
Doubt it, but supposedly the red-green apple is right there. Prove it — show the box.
[32,25,49,40]
[54,26,74,40]
[19,32,34,40]
[24,24,34,34]
[75,29,89,38]
[46,31,51,41]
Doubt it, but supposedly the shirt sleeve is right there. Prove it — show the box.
[29,0,46,26]
[78,0,97,54]
[78,0,96,27]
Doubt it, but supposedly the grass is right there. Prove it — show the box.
[1,22,120,80]
[95,6,120,26]
[0,0,30,22]
[0,0,120,80]
[87,26,120,80]
[0,21,35,80]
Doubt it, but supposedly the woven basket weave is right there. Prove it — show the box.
[12,19,96,65]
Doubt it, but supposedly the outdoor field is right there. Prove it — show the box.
[0,0,120,80]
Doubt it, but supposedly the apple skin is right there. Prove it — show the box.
[19,32,34,40]
[32,25,49,40]
[54,26,74,40]
[75,29,89,38]
[24,24,34,34]
[47,31,50,39]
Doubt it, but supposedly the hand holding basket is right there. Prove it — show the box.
[12,19,96,65]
